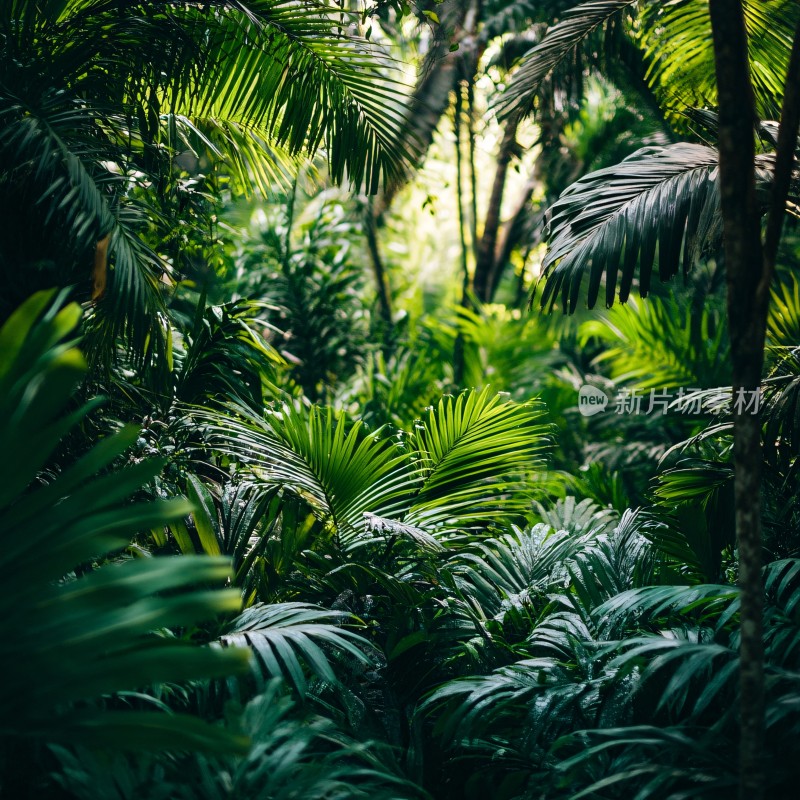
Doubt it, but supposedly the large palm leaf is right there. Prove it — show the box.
[0,290,251,754]
[401,387,552,533]
[497,0,636,120]
[497,0,799,122]
[640,0,800,122]
[217,602,376,697]
[196,387,552,545]
[196,402,411,542]
[537,143,778,311]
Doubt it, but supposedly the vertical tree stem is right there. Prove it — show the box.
[708,3,766,797]
[473,114,519,303]
[453,81,471,387]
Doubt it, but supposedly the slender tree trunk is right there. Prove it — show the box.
[489,169,537,301]
[364,197,394,341]
[467,75,479,262]
[709,6,800,799]
[473,115,519,303]
[454,84,471,293]
[453,81,471,387]
[487,83,567,304]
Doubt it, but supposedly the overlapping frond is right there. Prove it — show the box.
[402,387,552,533]
[641,0,800,121]
[580,296,730,389]
[540,143,717,311]
[195,388,552,544]
[194,402,411,541]
[1,0,415,367]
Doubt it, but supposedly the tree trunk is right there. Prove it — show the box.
[453,81,471,388]
[473,115,519,303]
[709,3,765,795]
[364,197,394,340]
[489,169,537,302]
[707,4,800,798]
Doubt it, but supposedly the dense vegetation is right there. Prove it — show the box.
[2,1,800,798]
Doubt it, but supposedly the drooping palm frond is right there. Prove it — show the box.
[538,143,776,312]
[497,0,636,119]
[594,583,739,636]
[180,0,415,192]
[609,634,739,721]
[218,602,376,697]
[420,655,604,744]
[1,0,415,368]
[20,0,415,193]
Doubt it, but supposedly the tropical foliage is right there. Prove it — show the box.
[2,1,800,798]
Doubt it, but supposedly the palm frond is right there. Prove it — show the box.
[451,524,573,616]
[218,602,375,697]
[403,387,552,534]
[88,0,416,193]
[539,143,726,311]
[535,495,617,536]
[497,0,636,119]
[551,725,736,799]
[768,275,800,349]
[594,584,738,636]
[54,681,428,800]
[610,635,738,720]
[0,291,251,753]
[193,402,410,542]
[641,0,800,122]
[580,296,730,389]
